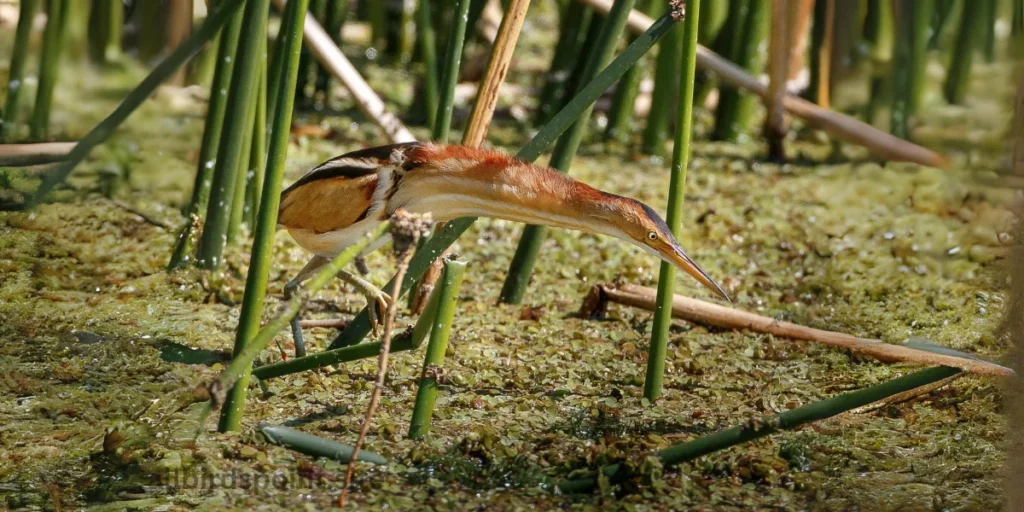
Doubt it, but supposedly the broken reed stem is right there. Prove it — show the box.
[644,0,699,403]
[416,0,440,131]
[593,283,1015,377]
[196,0,270,270]
[328,12,683,350]
[215,0,310,433]
[641,0,682,156]
[30,0,247,207]
[2,0,40,140]
[944,0,984,104]
[339,236,419,507]
[214,226,387,421]
[499,0,637,306]
[580,0,948,167]
[556,365,963,493]
[30,0,70,141]
[270,0,415,143]
[87,0,123,64]
[408,259,467,439]
[712,0,768,142]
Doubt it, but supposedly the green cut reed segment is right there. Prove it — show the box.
[644,0,700,402]
[641,1,681,156]
[499,0,637,306]
[536,2,594,126]
[329,11,684,350]
[2,0,40,140]
[29,0,71,141]
[196,0,271,271]
[88,0,123,64]
[416,0,440,130]
[245,62,269,229]
[229,53,268,242]
[712,0,769,141]
[604,0,654,142]
[30,0,247,207]
[259,424,387,464]
[217,0,311,433]
[168,6,245,270]
[944,0,984,104]
[863,0,893,124]
[558,366,963,493]
[408,259,467,439]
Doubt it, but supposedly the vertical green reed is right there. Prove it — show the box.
[88,0,123,64]
[944,0,984,104]
[641,1,682,156]
[695,0,741,117]
[2,0,40,140]
[169,7,245,270]
[433,0,472,142]
[320,0,348,100]
[909,0,935,114]
[712,0,768,141]
[890,0,914,139]
[644,0,700,402]
[1014,0,1024,36]
[604,0,653,143]
[295,0,325,104]
[863,0,893,124]
[245,64,269,229]
[64,0,90,61]
[196,0,270,270]
[267,0,295,132]
[536,2,593,126]
[804,0,829,105]
[499,0,637,306]
[408,259,467,439]
[138,1,167,64]
[218,0,309,433]
[417,0,440,130]
[228,53,267,243]
[31,0,246,207]
[981,0,996,63]
[30,0,71,141]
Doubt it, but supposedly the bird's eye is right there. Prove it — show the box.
[647,231,658,241]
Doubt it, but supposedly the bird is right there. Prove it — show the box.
[277,142,729,355]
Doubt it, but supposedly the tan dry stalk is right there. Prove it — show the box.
[585,283,1014,378]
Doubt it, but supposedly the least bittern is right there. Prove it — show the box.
[278,142,728,354]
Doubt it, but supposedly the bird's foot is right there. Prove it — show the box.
[365,288,394,337]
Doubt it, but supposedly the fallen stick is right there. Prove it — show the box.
[581,283,1014,378]
[271,0,415,144]
[0,142,74,166]
[578,0,948,168]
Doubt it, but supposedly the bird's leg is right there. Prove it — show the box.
[335,269,392,336]
[284,255,330,357]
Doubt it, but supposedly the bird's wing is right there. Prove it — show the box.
[278,173,379,234]
[282,142,424,194]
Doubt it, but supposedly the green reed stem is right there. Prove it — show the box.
[804,0,828,105]
[408,259,467,439]
[229,52,267,242]
[644,0,699,403]
[641,1,682,156]
[196,0,270,270]
[187,30,220,88]
[87,0,123,64]
[863,0,893,124]
[417,0,440,130]
[295,0,325,105]
[2,0,40,140]
[981,0,996,62]
[326,14,682,351]
[433,0,471,142]
[499,0,637,306]
[217,222,388,407]
[260,423,387,464]
[267,0,294,132]
[909,0,934,113]
[321,0,348,100]
[30,0,245,207]
[890,0,913,139]
[217,0,309,433]
[1014,0,1024,36]
[605,0,653,142]
[536,2,593,126]
[943,0,984,104]
[712,0,768,141]
[559,366,963,493]
[138,0,167,64]
[245,62,268,229]
[29,0,70,141]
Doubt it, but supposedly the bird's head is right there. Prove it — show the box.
[601,195,730,301]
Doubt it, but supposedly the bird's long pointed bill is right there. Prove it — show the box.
[668,245,731,302]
